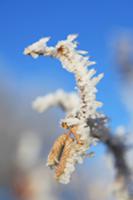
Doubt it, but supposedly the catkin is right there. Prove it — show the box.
[47,134,68,168]
[55,137,74,178]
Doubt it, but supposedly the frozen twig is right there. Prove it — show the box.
[24,34,103,184]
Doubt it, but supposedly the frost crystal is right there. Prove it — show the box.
[24,34,103,184]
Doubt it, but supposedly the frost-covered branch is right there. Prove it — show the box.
[24,34,103,184]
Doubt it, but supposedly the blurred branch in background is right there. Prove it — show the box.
[90,118,133,200]
[114,33,133,123]
[110,31,133,199]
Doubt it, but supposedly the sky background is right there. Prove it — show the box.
[0,0,133,129]
[0,1,133,199]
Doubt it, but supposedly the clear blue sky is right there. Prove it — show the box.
[0,0,133,129]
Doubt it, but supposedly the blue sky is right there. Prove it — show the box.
[0,0,133,129]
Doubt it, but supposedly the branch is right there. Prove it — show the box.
[24,34,103,184]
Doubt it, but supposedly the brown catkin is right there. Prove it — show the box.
[55,137,74,178]
[47,134,68,168]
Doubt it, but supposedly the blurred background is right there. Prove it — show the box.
[0,0,133,199]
